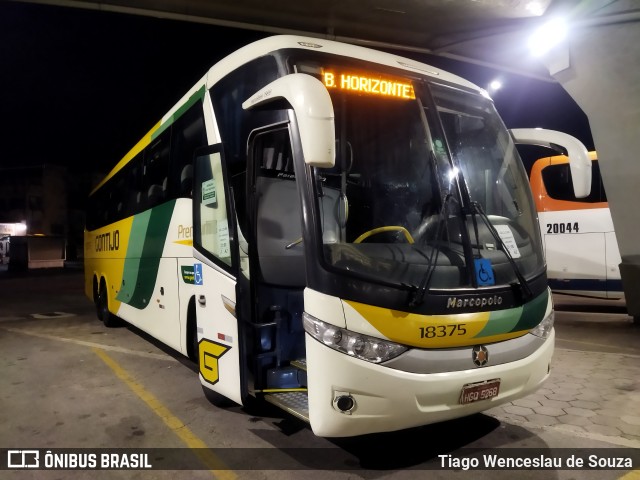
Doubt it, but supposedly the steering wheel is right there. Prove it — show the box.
[354,226,415,244]
[412,214,442,243]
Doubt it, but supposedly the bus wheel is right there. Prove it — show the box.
[201,385,235,408]
[94,277,102,321]
[99,281,120,328]
[186,297,198,363]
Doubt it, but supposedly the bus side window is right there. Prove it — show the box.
[541,164,574,201]
[194,149,233,269]
[143,129,171,209]
[542,160,606,203]
[126,158,143,214]
[170,101,207,199]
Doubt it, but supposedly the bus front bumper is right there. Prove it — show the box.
[305,329,554,437]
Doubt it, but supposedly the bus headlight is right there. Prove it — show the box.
[303,312,407,363]
[530,310,554,339]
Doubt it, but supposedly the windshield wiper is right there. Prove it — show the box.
[470,201,532,300]
[408,192,456,307]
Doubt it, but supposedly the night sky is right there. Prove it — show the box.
[1,1,594,180]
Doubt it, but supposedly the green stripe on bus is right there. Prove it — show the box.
[474,306,522,338]
[151,86,206,141]
[510,289,548,332]
[473,289,549,338]
[127,201,176,309]
[172,86,206,122]
[116,201,176,309]
[96,86,206,194]
[116,210,152,304]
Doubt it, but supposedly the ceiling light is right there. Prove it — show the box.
[528,18,568,57]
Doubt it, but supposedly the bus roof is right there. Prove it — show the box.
[94,35,484,194]
[204,35,480,92]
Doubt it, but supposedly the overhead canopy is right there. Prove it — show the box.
[17,0,625,82]
[14,0,640,318]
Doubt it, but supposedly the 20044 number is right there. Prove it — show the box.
[546,222,579,234]
[419,324,467,339]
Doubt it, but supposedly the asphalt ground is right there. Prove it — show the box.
[0,266,638,480]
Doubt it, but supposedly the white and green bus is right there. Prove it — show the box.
[84,35,591,437]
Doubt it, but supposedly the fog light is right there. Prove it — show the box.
[334,394,355,413]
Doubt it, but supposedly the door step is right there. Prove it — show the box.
[264,391,309,423]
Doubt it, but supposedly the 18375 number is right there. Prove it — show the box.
[419,324,467,339]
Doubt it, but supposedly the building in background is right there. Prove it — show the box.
[0,165,67,236]
[0,165,102,267]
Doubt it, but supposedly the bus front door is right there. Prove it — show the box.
[192,144,244,405]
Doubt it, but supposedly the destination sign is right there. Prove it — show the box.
[323,70,415,99]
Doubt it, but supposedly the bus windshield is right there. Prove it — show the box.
[311,67,544,293]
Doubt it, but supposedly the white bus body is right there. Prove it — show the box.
[86,35,591,437]
[530,152,623,300]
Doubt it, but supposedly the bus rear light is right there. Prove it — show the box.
[303,312,407,363]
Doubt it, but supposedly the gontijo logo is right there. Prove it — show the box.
[95,230,119,252]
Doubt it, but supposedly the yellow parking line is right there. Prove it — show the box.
[93,347,237,479]
[619,470,640,480]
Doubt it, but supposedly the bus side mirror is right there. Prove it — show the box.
[243,73,336,168]
[510,128,592,198]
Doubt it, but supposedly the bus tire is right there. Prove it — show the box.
[94,276,102,321]
[201,385,235,408]
[240,394,268,417]
[186,297,198,363]
[99,280,120,328]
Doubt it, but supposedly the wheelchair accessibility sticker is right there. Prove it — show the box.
[474,258,495,286]
[194,263,203,285]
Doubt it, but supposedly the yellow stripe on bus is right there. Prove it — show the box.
[91,120,163,194]
[85,216,135,313]
[344,300,526,348]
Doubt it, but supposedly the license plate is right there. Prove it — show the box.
[459,379,501,405]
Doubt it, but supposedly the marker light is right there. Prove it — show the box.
[303,312,407,363]
[528,18,568,57]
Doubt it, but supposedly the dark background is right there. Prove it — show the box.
[0,1,594,185]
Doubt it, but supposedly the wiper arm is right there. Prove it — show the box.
[471,201,532,300]
[408,192,455,307]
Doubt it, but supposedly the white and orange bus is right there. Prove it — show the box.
[530,152,623,299]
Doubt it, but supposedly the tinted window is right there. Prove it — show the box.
[194,148,234,270]
[86,101,207,231]
[210,54,283,234]
[143,130,171,210]
[542,160,607,203]
[170,101,207,198]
